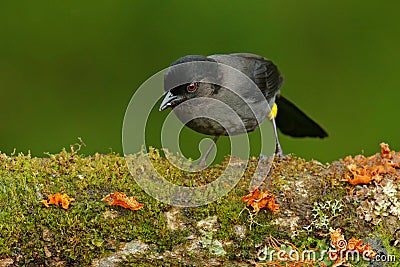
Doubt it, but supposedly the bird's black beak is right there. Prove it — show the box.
[159,91,178,111]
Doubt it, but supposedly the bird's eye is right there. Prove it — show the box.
[187,82,198,92]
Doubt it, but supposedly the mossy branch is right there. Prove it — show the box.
[0,145,398,266]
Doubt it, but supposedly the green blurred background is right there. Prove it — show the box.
[1,0,399,163]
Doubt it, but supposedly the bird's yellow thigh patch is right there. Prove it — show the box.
[268,103,278,120]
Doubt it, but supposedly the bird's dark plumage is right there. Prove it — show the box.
[275,96,328,138]
[159,53,328,161]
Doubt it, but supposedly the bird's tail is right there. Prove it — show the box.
[275,96,328,138]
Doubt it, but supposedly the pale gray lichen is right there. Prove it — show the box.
[354,178,400,225]
[196,216,227,256]
[304,199,343,232]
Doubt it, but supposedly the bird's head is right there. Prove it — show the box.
[159,55,219,111]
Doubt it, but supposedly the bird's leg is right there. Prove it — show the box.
[271,117,283,156]
[268,103,283,156]
[198,135,219,166]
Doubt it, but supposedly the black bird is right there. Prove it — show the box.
[159,53,327,164]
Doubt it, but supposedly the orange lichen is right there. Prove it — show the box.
[330,227,346,250]
[343,143,400,185]
[242,188,280,213]
[41,193,75,209]
[329,228,376,266]
[102,192,144,211]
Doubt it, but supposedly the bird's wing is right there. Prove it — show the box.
[229,53,284,100]
[275,95,328,138]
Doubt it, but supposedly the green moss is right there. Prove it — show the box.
[0,145,398,266]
